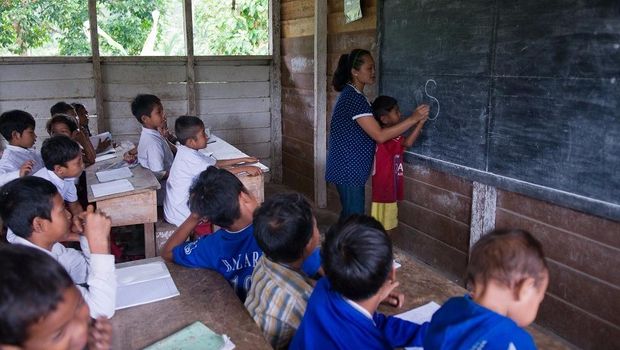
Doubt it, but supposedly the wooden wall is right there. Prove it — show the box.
[280,0,377,201]
[0,57,273,170]
[0,59,98,149]
[280,1,619,348]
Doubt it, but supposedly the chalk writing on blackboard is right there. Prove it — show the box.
[424,79,440,121]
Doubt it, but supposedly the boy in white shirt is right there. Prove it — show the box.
[34,134,84,221]
[164,115,261,228]
[132,94,175,204]
[0,110,43,186]
[0,176,116,318]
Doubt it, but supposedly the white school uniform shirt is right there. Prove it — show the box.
[0,145,44,185]
[33,167,78,202]
[164,145,217,226]
[7,233,116,318]
[137,127,174,173]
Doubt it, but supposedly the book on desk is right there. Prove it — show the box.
[115,259,179,310]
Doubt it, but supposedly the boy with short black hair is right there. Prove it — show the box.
[290,215,428,349]
[424,229,549,350]
[244,192,321,349]
[50,101,77,118]
[0,244,112,349]
[164,115,261,227]
[46,113,99,166]
[0,177,116,319]
[131,94,175,204]
[161,166,261,301]
[34,135,84,226]
[0,110,43,186]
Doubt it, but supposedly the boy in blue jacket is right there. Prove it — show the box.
[290,215,428,350]
[424,229,549,350]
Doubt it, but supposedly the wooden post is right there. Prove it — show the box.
[183,0,197,115]
[469,181,497,253]
[269,0,283,183]
[88,0,106,132]
[314,0,327,207]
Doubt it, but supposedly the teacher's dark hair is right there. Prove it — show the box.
[332,49,371,92]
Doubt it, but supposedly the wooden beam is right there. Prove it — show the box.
[269,0,283,183]
[88,0,106,133]
[183,0,196,115]
[469,181,497,253]
[314,0,327,207]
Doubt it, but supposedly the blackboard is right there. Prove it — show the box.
[378,0,620,221]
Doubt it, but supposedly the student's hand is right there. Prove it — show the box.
[410,104,430,122]
[95,138,112,153]
[123,147,138,163]
[242,166,262,176]
[88,317,112,350]
[71,214,84,235]
[380,291,405,308]
[239,156,258,164]
[18,160,34,177]
[80,205,112,254]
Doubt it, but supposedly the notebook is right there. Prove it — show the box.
[395,301,441,350]
[144,321,235,350]
[115,260,180,310]
[91,179,134,198]
[96,166,133,182]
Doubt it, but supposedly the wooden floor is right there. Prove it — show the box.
[265,183,577,350]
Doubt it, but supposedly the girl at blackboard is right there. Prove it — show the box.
[370,96,427,231]
[325,48,429,221]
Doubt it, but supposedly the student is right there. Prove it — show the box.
[161,166,261,301]
[290,215,428,350]
[0,245,112,350]
[370,96,427,232]
[49,102,97,163]
[164,115,261,228]
[71,102,92,136]
[33,135,85,233]
[0,110,43,186]
[0,177,116,319]
[244,193,321,349]
[46,114,98,166]
[424,229,549,350]
[131,94,175,204]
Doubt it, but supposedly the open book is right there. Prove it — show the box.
[144,322,235,350]
[115,260,180,310]
[89,132,115,156]
[395,301,441,350]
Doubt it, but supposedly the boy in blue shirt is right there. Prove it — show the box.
[424,229,549,350]
[162,167,320,302]
[161,167,262,301]
[290,215,428,350]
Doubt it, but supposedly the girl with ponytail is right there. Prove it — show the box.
[325,49,429,221]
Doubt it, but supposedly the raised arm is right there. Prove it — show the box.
[402,117,428,148]
[356,105,429,144]
[161,212,200,262]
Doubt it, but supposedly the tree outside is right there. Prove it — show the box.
[0,0,269,56]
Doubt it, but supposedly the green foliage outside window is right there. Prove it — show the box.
[0,0,269,56]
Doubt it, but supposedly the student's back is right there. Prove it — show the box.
[290,215,428,350]
[423,229,548,350]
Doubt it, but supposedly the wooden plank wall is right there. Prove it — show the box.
[0,61,97,149]
[100,58,272,170]
[195,58,272,171]
[281,0,316,198]
[280,0,377,201]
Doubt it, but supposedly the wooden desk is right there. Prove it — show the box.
[201,135,269,203]
[86,158,160,258]
[111,258,272,350]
